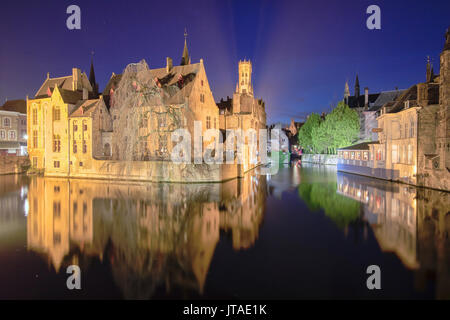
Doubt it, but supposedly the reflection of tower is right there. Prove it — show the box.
[236,60,253,96]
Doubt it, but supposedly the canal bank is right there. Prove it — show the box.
[301,154,338,165]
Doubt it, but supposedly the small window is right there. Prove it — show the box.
[3,118,11,127]
[8,130,16,140]
[54,161,60,168]
[79,162,83,167]
[73,142,77,154]
[53,106,61,121]
[0,130,5,140]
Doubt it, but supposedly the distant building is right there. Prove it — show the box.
[0,99,27,155]
[344,75,404,141]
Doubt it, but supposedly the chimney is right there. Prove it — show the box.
[166,57,173,73]
[364,87,369,105]
[72,68,82,91]
[83,88,88,100]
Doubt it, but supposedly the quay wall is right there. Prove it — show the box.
[43,158,252,183]
[302,154,338,166]
[0,156,29,175]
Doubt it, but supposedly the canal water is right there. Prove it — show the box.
[0,163,448,299]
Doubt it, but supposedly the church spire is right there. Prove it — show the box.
[181,28,190,66]
[355,74,360,98]
[344,80,350,104]
[89,51,99,97]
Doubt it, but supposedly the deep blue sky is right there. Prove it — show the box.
[0,0,449,124]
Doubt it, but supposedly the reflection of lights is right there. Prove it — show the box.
[357,191,361,197]
[413,165,417,174]
[24,134,28,140]
[24,199,29,217]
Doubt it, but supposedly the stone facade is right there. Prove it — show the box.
[337,27,450,191]
[0,107,27,155]
[27,37,267,182]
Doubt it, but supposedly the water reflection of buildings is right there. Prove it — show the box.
[26,173,267,298]
[0,175,28,243]
[337,172,450,299]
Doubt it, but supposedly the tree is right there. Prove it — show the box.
[325,101,360,154]
[297,113,322,153]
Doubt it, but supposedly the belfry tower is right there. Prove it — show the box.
[237,59,253,96]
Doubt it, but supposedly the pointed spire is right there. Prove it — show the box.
[355,74,360,98]
[181,28,190,66]
[89,51,99,97]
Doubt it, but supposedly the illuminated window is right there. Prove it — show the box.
[53,135,61,152]
[33,130,38,148]
[351,152,355,160]
[363,152,369,161]
[53,106,61,121]
[408,144,413,164]
[0,130,5,140]
[32,108,38,125]
[356,152,361,160]
[392,145,398,164]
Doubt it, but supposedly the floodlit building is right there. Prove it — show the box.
[0,100,27,155]
[338,27,450,191]
[26,34,267,182]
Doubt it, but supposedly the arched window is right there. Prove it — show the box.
[3,118,11,127]
[32,107,38,125]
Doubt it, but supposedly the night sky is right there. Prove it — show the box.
[0,0,449,123]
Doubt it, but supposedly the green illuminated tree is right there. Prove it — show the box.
[324,101,360,154]
[297,113,322,153]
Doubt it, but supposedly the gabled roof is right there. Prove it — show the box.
[0,99,26,114]
[369,89,406,111]
[103,62,201,107]
[34,72,92,98]
[70,99,101,117]
[347,93,380,109]
[57,88,83,105]
[103,73,122,96]
[387,85,418,113]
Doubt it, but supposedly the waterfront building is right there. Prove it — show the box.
[0,100,27,155]
[27,35,267,182]
[338,28,450,191]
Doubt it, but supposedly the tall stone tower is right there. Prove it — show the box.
[237,59,253,96]
[439,27,450,171]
